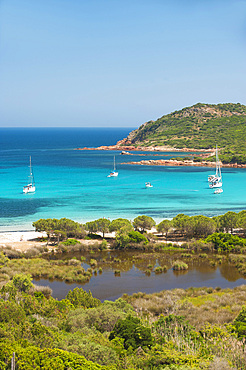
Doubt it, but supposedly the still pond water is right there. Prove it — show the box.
[33,250,246,301]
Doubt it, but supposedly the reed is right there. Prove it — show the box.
[172,260,188,271]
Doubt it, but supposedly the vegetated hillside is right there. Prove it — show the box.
[126,103,246,162]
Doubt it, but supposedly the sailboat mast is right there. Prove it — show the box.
[29,156,35,185]
[29,156,32,177]
[217,149,221,178]
[114,156,116,171]
[215,145,218,177]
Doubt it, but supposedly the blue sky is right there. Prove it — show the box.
[0,0,246,127]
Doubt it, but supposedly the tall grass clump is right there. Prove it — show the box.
[172,260,188,271]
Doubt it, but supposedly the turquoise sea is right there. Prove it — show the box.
[0,128,246,232]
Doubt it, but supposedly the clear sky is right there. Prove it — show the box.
[0,0,246,127]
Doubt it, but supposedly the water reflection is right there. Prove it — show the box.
[35,250,246,301]
[219,263,243,282]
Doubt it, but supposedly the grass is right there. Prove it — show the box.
[172,260,189,270]
[0,257,91,285]
[123,285,246,328]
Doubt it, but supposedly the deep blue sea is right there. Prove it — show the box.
[0,127,246,231]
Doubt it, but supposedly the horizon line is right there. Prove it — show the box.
[0,126,137,129]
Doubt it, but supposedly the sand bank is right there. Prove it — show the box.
[0,231,46,243]
[0,231,47,252]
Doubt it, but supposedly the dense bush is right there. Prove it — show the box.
[232,305,246,339]
[204,232,246,251]
[65,287,101,309]
[1,278,246,369]
[0,341,111,370]
[109,315,153,350]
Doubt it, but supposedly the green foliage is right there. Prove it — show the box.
[172,214,216,238]
[172,214,190,233]
[126,103,246,162]
[67,299,134,334]
[0,340,112,369]
[90,258,98,268]
[1,257,89,285]
[12,273,33,292]
[86,218,111,237]
[231,305,246,339]
[114,225,133,249]
[109,218,133,232]
[65,287,101,309]
[33,218,85,240]
[133,215,156,232]
[128,230,148,244]
[154,265,167,273]
[57,332,119,367]
[157,219,172,239]
[219,211,238,233]
[238,210,246,235]
[0,300,26,325]
[0,252,9,266]
[61,238,79,246]
[85,220,98,234]
[100,239,108,250]
[154,314,195,342]
[0,277,246,369]
[109,314,153,350]
[234,306,246,324]
[115,228,148,249]
[29,321,57,348]
[205,232,246,251]
[172,260,188,271]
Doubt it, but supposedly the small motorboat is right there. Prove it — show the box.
[145,182,153,188]
[214,188,223,194]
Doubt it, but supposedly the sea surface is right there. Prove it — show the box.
[0,127,246,232]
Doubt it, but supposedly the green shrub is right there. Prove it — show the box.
[109,315,153,350]
[65,288,101,309]
[62,238,80,246]
[128,231,148,244]
[205,233,246,251]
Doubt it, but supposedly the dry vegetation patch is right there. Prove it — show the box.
[123,285,246,328]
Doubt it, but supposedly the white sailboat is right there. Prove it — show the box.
[23,156,36,193]
[209,169,222,188]
[107,156,118,177]
[208,145,221,183]
[209,148,222,189]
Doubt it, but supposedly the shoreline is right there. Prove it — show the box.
[0,231,47,252]
[0,231,46,243]
[75,144,214,153]
[121,159,246,168]
[75,145,246,168]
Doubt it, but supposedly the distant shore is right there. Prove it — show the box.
[75,143,214,153]
[121,159,246,168]
[75,145,246,168]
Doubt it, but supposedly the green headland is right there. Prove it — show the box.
[119,103,246,164]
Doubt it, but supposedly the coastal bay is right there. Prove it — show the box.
[1,128,246,232]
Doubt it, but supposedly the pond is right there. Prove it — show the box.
[33,250,246,301]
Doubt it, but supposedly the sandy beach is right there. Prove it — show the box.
[0,231,47,252]
[0,229,183,253]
